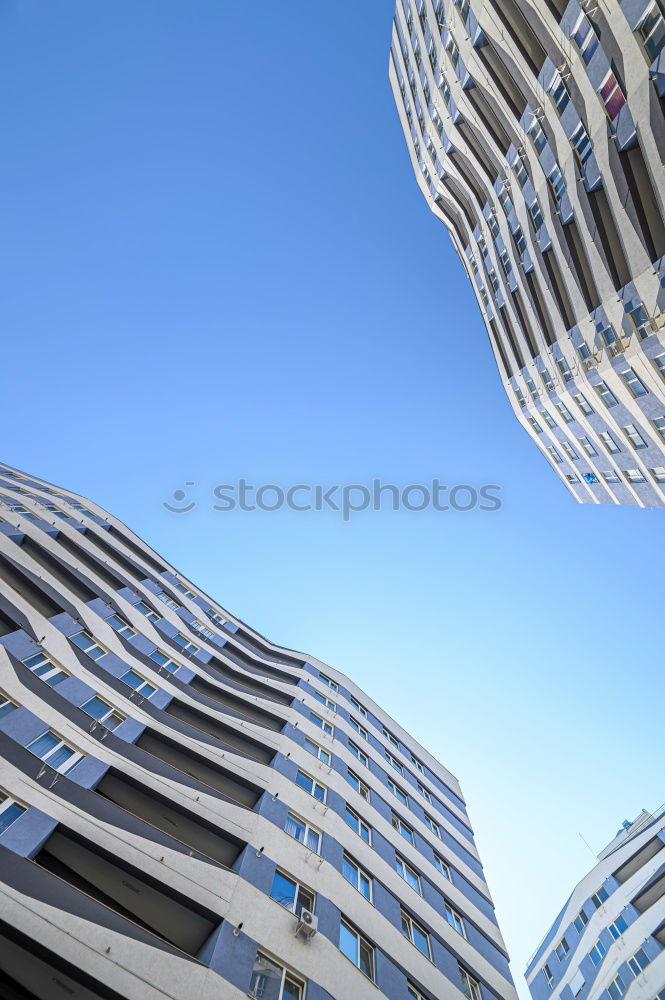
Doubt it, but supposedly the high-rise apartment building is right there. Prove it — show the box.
[389,0,665,506]
[0,462,517,1000]
[525,806,665,1000]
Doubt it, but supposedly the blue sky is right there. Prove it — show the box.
[1,1,661,993]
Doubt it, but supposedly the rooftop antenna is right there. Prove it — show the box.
[579,832,598,861]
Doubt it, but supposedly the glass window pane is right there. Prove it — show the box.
[83,696,110,721]
[339,922,358,965]
[248,953,283,1000]
[283,976,303,1000]
[359,941,374,980]
[0,802,25,834]
[29,732,59,759]
[47,745,75,772]
[270,870,297,911]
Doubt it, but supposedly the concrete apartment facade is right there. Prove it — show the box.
[526,807,665,1000]
[0,462,517,1000]
[389,0,665,506]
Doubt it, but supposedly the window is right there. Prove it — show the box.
[149,649,180,673]
[460,966,482,1000]
[650,466,665,483]
[135,601,161,622]
[571,121,593,166]
[105,614,136,638]
[191,621,215,639]
[295,769,326,802]
[349,717,367,739]
[434,854,451,879]
[343,854,372,900]
[599,71,626,121]
[411,754,424,773]
[595,382,619,407]
[70,630,107,660]
[589,938,606,967]
[591,887,609,908]
[345,805,371,844]
[319,673,338,691]
[579,436,598,457]
[9,505,39,520]
[156,591,180,610]
[269,870,315,916]
[543,963,554,989]
[653,355,665,382]
[620,368,648,398]
[392,813,414,845]
[347,770,370,801]
[248,953,305,1000]
[555,937,569,961]
[285,812,321,853]
[624,468,647,483]
[609,915,628,939]
[424,814,441,838]
[566,474,580,484]
[574,909,589,933]
[623,424,647,449]
[562,441,580,461]
[174,584,196,598]
[638,2,665,61]
[600,432,621,454]
[417,782,432,803]
[573,15,599,64]
[401,910,431,958]
[172,633,200,654]
[82,696,125,731]
[0,696,18,721]
[528,417,543,434]
[310,712,333,736]
[27,731,82,773]
[396,855,421,893]
[120,670,157,698]
[408,985,428,1000]
[207,610,226,626]
[602,470,621,484]
[608,974,626,1000]
[0,792,26,835]
[541,409,556,429]
[22,652,68,687]
[350,696,367,718]
[339,920,375,981]
[555,400,574,422]
[574,393,594,416]
[547,446,563,464]
[628,949,650,975]
[653,416,665,440]
[386,751,403,774]
[551,76,570,114]
[41,503,68,519]
[445,901,466,936]
[304,737,331,765]
[348,740,368,767]
[388,779,408,806]
[383,727,399,749]
[571,969,585,997]
[313,691,336,711]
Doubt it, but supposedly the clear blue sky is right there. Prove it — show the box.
[1,2,661,993]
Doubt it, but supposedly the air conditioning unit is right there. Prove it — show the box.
[296,909,318,940]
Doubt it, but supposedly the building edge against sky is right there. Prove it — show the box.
[525,806,665,1000]
[0,461,517,1000]
[389,0,665,506]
